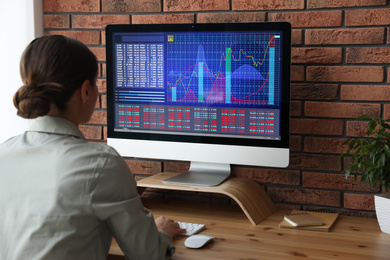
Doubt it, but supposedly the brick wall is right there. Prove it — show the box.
[43,0,390,217]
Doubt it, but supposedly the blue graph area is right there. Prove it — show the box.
[166,32,281,108]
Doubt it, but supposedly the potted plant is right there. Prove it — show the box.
[340,115,390,234]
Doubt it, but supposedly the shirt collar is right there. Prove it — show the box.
[28,116,85,139]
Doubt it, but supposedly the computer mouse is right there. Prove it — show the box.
[184,234,215,249]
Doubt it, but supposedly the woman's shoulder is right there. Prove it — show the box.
[84,142,119,154]
[77,142,124,161]
[64,141,131,178]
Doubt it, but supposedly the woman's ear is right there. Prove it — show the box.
[80,79,91,104]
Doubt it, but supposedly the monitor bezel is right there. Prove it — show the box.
[105,22,291,150]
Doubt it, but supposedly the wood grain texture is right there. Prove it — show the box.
[109,199,390,260]
[137,172,277,225]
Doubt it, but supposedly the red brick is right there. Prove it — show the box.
[388,68,390,83]
[345,118,390,137]
[292,48,342,64]
[97,63,103,78]
[102,64,107,78]
[132,14,195,24]
[384,104,390,119]
[72,15,130,29]
[45,31,101,45]
[307,0,386,8]
[290,101,302,117]
[124,159,162,175]
[346,121,370,137]
[231,167,301,185]
[163,161,190,173]
[341,85,390,101]
[103,127,107,140]
[344,193,375,211]
[94,97,101,109]
[101,95,107,109]
[95,96,101,109]
[303,172,379,192]
[164,0,229,12]
[305,101,381,118]
[44,15,70,29]
[291,84,339,100]
[268,186,341,207]
[289,153,341,171]
[292,29,303,45]
[97,79,107,94]
[43,0,100,12]
[347,47,390,63]
[233,0,304,10]
[101,31,106,45]
[102,0,161,12]
[290,135,302,151]
[291,65,305,82]
[268,11,342,28]
[346,8,390,26]
[79,125,103,140]
[307,66,384,83]
[305,28,385,45]
[89,47,106,62]
[388,29,390,44]
[342,156,358,172]
[95,95,102,108]
[93,97,101,109]
[304,137,347,154]
[198,12,266,23]
[290,118,344,135]
[89,110,107,125]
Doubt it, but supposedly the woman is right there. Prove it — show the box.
[0,35,184,260]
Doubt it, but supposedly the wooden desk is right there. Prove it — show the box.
[109,199,390,260]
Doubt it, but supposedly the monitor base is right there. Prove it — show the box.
[163,161,231,186]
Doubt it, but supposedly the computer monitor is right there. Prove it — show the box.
[106,22,291,186]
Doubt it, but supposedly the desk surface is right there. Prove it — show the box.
[109,199,390,260]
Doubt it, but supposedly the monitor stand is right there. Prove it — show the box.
[138,171,277,225]
[163,161,231,186]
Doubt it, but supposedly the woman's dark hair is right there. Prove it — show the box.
[13,35,98,119]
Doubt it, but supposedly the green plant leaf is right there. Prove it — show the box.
[340,115,390,191]
[356,115,373,120]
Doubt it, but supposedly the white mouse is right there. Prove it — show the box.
[184,234,215,249]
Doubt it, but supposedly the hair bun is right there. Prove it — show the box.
[13,83,53,119]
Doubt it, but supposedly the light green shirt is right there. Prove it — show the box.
[0,116,174,260]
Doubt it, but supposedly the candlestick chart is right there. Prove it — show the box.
[166,32,281,108]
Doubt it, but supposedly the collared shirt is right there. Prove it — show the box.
[0,116,174,260]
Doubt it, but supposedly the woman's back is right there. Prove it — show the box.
[0,116,121,259]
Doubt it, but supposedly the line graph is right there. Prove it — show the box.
[166,32,280,107]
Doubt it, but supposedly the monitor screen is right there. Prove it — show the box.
[106,22,291,186]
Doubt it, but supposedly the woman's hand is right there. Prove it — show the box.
[155,216,186,238]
